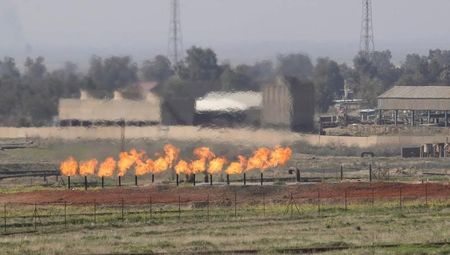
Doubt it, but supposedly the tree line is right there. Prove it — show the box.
[2,46,450,126]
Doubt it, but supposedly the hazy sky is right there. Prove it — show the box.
[1,0,450,68]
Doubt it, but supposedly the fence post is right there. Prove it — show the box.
[317,190,321,216]
[149,196,153,220]
[371,188,375,207]
[94,200,97,224]
[263,192,266,217]
[207,194,210,222]
[425,183,428,207]
[234,192,237,217]
[340,165,343,181]
[64,202,67,228]
[399,187,403,210]
[3,204,6,233]
[33,203,37,231]
[178,196,181,220]
[346,189,349,211]
[121,198,124,222]
[369,164,372,182]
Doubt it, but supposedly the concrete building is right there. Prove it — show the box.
[377,86,450,127]
[261,77,315,132]
[58,90,161,126]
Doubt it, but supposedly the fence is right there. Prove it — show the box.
[2,183,450,235]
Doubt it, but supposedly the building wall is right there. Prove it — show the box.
[261,77,315,131]
[59,94,161,122]
[1,126,449,149]
[261,80,292,128]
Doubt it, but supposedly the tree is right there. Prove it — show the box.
[141,55,173,82]
[86,56,138,97]
[313,58,344,112]
[179,46,220,81]
[276,53,313,80]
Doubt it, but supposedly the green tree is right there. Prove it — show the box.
[178,46,220,81]
[141,55,173,82]
[276,53,313,80]
[313,58,344,112]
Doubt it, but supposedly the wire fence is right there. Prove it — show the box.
[2,183,450,235]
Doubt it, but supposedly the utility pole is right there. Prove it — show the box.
[360,0,375,55]
[168,0,183,64]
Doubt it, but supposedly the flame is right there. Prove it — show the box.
[154,157,169,174]
[175,160,191,175]
[246,147,271,171]
[208,157,227,174]
[164,144,180,167]
[79,159,98,176]
[60,157,78,176]
[98,157,116,177]
[135,159,154,176]
[193,147,215,161]
[270,146,293,167]
[191,159,206,174]
[225,156,247,175]
[117,149,145,176]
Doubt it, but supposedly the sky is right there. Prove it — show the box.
[1,0,450,69]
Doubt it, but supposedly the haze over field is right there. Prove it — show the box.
[1,0,450,68]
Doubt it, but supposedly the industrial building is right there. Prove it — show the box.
[58,90,161,126]
[377,86,450,127]
[194,91,262,127]
[261,77,315,132]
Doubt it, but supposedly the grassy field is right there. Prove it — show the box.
[1,201,450,254]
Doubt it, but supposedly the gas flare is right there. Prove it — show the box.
[191,159,206,174]
[117,149,145,176]
[79,159,98,176]
[193,147,215,161]
[175,160,191,175]
[98,157,116,177]
[135,159,154,176]
[154,157,169,174]
[225,156,247,175]
[270,146,293,167]
[208,157,227,174]
[246,147,271,171]
[164,144,180,167]
[60,157,78,176]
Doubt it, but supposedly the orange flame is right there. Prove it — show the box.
[193,147,215,161]
[60,157,78,176]
[191,159,206,174]
[246,147,272,171]
[175,160,191,175]
[79,159,98,176]
[153,157,169,174]
[98,157,116,177]
[164,144,180,168]
[135,158,154,176]
[208,157,227,174]
[225,156,247,175]
[270,146,293,167]
[117,149,145,176]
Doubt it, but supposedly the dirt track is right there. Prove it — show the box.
[1,182,449,205]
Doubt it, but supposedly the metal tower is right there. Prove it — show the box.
[168,0,183,64]
[360,0,375,54]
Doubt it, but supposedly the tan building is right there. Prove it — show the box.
[261,77,315,131]
[58,90,161,126]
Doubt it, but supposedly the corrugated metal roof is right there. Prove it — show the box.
[196,91,262,112]
[378,86,450,99]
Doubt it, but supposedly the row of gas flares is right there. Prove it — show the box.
[60,144,292,178]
